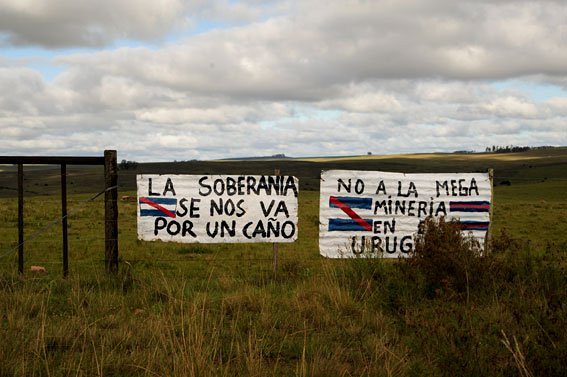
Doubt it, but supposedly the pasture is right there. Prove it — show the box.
[0,149,565,376]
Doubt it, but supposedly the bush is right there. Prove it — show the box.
[404,217,489,298]
[491,228,523,253]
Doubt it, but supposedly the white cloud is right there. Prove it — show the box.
[320,89,401,113]
[137,103,291,124]
[46,0,566,103]
[481,97,540,118]
[0,0,188,47]
[545,97,567,115]
[0,0,566,160]
[0,0,282,48]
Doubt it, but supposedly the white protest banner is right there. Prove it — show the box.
[319,170,492,258]
[137,175,298,243]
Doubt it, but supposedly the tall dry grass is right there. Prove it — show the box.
[0,189,565,376]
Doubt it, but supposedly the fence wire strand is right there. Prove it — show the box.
[0,185,117,261]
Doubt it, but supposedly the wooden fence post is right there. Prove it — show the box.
[61,164,69,277]
[486,168,494,253]
[104,150,119,273]
[273,169,280,275]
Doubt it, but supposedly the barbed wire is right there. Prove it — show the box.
[0,257,323,266]
[0,238,106,245]
[0,185,117,261]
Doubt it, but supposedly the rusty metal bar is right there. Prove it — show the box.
[0,156,104,165]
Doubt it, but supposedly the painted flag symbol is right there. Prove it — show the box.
[139,197,177,218]
[450,201,490,213]
[456,221,490,231]
[328,196,373,232]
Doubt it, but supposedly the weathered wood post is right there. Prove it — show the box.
[104,150,119,273]
[61,163,69,277]
[273,168,280,275]
[486,168,494,253]
[17,163,24,274]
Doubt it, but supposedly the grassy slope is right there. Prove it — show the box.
[1,147,565,195]
[0,148,565,376]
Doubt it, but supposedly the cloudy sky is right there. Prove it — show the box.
[1,0,566,161]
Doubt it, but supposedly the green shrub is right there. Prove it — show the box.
[405,217,491,298]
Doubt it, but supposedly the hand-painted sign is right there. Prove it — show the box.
[137,175,298,243]
[319,170,492,258]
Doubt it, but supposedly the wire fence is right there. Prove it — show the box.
[0,174,109,273]
[1,164,564,274]
[0,181,115,265]
[0,166,310,272]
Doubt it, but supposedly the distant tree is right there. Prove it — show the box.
[118,159,138,170]
[367,151,372,155]
[485,145,532,154]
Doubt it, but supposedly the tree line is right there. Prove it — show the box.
[484,145,556,153]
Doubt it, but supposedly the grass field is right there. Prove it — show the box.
[0,149,565,376]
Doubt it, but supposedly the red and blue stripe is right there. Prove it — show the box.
[328,196,373,232]
[329,196,372,209]
[456,221,490,231]
[450,201,490,213]
[139,197,177,218]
